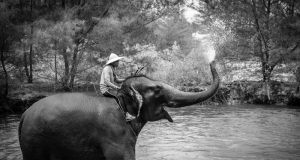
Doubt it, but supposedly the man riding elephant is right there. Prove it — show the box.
[100,53,135,121]
[19,59,220,160]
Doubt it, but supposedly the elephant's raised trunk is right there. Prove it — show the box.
[165,61,220,108]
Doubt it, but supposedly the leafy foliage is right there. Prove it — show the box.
[1,0,300,105]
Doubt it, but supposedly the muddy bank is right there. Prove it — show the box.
[0,82,98,114]
[0,91,47,114]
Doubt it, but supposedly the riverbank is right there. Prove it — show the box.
[0,82,98,114]
[1,81,300,114]
[180,81,300,106]
[0,91,47,114]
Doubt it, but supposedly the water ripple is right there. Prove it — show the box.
[1,105,300,160]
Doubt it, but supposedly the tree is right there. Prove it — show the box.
[0,0,184,94]
[0,4,21,97]
[152,14,194,55]
[189,0,300,102]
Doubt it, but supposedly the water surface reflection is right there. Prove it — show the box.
[136,105,300,160]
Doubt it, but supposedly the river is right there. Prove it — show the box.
[1,105,300,160]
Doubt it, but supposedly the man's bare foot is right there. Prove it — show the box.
[126,112,135,121]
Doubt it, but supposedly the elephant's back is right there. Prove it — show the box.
[19,93,118,159]
[24,93,114,116]
[21,93,118,129]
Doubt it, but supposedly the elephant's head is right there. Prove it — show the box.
[118,61,219,123]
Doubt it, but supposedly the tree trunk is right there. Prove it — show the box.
[1,49,8,97]
[41,0,45,6]
[262,65,271,103]
[29,0,34,83]
[251,0,272,103]
[19,0,23,12]
[48,0,52,9]
[53,0,56,7]
[54,52,57,91]
[61,0,65,8]
[62,49,70,90]
[28,24,33,83]
[64,0,108,90]
[80,0,86,6]
[288,0,295,16]
[68,46,79,90]
[23,44,30,82]
[260,41,272,104]
[70,0,75,7]
[296,65,300,94]
[30,0,33,13]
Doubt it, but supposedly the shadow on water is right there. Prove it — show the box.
[1,104,300,160]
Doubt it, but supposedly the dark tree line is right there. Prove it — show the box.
[0,0,183,98]
[0,0,113,96]
[2,0,298,103]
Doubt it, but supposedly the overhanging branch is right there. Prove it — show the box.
[269,43,299,72]
[123,2,180,34]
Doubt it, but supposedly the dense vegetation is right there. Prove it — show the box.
[1,0,300,111]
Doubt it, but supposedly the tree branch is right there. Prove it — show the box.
[250,0,268,51]
[123,2,180,34]
[186,4,206,14]
[269,43,299,72]
[76,64,98,74]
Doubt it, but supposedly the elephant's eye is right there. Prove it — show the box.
[146,86,157,92]
[153,85,162,93]
[145,85,162,99]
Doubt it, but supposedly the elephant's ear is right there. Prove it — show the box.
[130,85,143,117]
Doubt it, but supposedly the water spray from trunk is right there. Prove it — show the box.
[206,46,216,63]
[193,33,216,63]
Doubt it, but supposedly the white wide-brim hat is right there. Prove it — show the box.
[105,53,124,65]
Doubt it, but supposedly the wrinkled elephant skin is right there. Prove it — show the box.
[19,94,136,160]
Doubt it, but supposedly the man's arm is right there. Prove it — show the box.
[114,75,125,83]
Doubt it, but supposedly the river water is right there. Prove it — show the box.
[1,105,300,160]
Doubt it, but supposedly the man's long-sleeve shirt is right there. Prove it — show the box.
[100,65,122,94]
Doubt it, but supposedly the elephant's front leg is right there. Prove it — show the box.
[98,107,138,160]
[102,141,136,160]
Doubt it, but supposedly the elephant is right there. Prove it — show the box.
[18,61,220,160]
